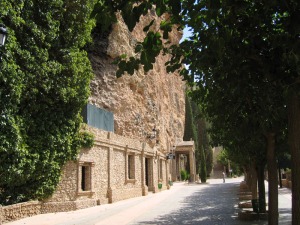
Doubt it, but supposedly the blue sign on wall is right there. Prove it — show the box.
[82,104,114,132]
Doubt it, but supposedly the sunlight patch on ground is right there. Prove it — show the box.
[201,206,214,210]
[190,216,210,222]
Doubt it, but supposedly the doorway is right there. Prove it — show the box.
[145,158,152,190]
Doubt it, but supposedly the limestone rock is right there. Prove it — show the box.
[88,11,185,153]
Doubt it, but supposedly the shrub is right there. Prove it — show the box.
[180,169,189,181]
[79,131,95,148]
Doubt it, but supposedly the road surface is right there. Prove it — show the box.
[5,177,291,225]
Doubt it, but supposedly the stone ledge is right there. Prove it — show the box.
[41,199,97,213]
[1,201,41,224]
[238,201,252,208]
[238,210,268,221]
[239,195,252,200]
[238,191,252,196]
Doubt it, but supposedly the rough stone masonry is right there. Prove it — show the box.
[88,11,186,154]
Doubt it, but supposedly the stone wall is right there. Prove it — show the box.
[88,11,186,153]
[43,125,168,208]
[0,125,171,224]
[0,201,41,224]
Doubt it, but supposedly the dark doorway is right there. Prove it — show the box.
[145,158,150,187]
[81,166,86,191]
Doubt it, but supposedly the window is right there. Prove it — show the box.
[81,165,91,191]
[78,161,95,195]
[82,104,114,132]
[160,159,164,179]
[128,154,135,179]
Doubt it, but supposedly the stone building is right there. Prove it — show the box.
[41,126,172,213]
[0,10,197,224]
[172,141,197,182]
[42,10,196,212]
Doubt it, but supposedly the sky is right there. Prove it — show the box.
[180,26,193,42]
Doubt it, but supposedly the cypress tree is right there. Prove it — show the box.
[183,92,198,174]
[200,145,207,183]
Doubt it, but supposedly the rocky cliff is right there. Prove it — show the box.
[88,12,185,153]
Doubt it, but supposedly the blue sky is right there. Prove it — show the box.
[180,26,193,42]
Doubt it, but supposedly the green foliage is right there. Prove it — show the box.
[114,30,164,77]
[192,102,213,176]
[217,148,244,177]
[91,0,183,77]
[184,91,212,178]
[79,131,95,149]
[217,149,229,167]
[205,147,213,177]
[90,1,118,33]
[180,169,189,181]
[102,1,297,169]
[183,93,201,175]
[183,93,198,145]
[0,0,95,205]
[199,145,207,183]
[102,1,298,220]
[1,0,298,211]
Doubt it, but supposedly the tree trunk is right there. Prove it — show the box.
[257,162,266,213]
[287,93,300,225]
[266,132,278,225]
[278,167,282,188]
[246,161,259,212]
[249,161,258,200]
[244,164,253,190]
[243,166,249,185]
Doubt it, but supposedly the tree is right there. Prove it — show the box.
[184,91,210,181]
[199,145,207,183]
[179,2,296,223]
[183,92,198,175]
[89,2,297,223]
[194,110,213,177]
[106,1,298,223]
[0,0,95,204]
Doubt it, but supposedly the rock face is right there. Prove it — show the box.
[88,12,185,153]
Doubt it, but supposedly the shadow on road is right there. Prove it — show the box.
[133,182,254,225]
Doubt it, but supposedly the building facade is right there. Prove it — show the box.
[42,125,170,212]
[0,127,198,224]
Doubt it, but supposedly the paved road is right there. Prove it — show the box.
[5,177,291,225]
